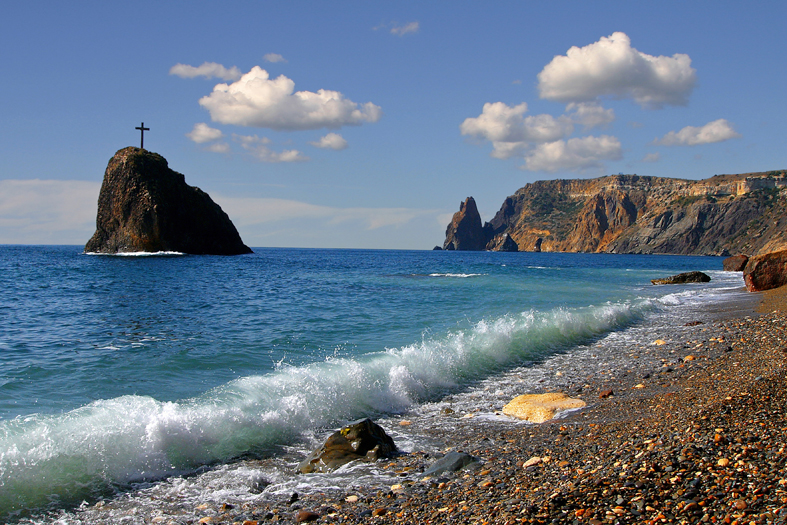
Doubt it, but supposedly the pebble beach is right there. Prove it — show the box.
[42,286,787,525]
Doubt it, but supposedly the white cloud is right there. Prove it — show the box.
[523,135,622,172]
[234,134,309,163]
[642,152,661,163]
[566,102,615,130]
[169,62,242,81]
[460,101,575,160]
[653,119,742,146]
[537,32,696,108]
[215,195,434,230]
[0,179,99,244]
[205,142,230,153]
[263,53,287,63]
[310,132,348,150]
[460,102,573,158]
[391,21,420,36]
[199,66,382,130]
[186,122,223,143]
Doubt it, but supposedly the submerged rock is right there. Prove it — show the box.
[502,392,586,423]
[651,271,711,285]
[299,418,397,474]
[85,147,252,255]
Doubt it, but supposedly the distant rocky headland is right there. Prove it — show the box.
[85,147,252,255]
[442,170,787,257]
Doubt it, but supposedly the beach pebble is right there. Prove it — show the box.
[295,510,320,523]
[522,457,542,468]
[598,389,614,399]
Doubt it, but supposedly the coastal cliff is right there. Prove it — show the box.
[445,171,787,256]
[85,147,252,255]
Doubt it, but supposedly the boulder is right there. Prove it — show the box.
[443,197,487,251]
[723,254,749,271]
[298,418,397,474]
[743,249,787,292]
[85,147,252,255]
[651,271,711,285]
[502,392,586,423]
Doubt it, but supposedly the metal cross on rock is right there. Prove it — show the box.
[135,122,150,149]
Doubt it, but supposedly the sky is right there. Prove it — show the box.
[1,1,785,249]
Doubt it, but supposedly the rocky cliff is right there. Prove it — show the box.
[445,171,787,256]
[85,147,252,255]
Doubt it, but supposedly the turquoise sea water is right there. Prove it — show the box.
[0,246,747,520]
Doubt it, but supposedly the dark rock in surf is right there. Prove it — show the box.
[651,271,711,285]
[723,254,749,272]
[298,418,397,474]
[85,147,252,255]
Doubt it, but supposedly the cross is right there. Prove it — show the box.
[135,122,150,149]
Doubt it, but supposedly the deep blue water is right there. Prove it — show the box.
[0,246,744,519]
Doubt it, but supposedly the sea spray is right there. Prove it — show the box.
[0,299,648,517]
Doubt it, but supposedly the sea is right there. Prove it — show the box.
[0,245,756,523]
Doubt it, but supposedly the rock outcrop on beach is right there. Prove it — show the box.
[85,147,252,255]
[743,249,787,292]
[723,254,749,271]
[443,170,787,255]
[651,271,712,285]
[299,418,397,474]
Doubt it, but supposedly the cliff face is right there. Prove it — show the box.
[446,171,787,256]
[85,147,252,255]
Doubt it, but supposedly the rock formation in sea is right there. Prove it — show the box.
[723,254,749,272]
[443,197,487,251]
[443,170,787,256]
[85,147,252,255]
[651,271,712,285]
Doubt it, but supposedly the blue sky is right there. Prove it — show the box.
[1,1,785,249]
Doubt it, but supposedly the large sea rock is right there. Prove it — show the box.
[299,418,397,474]
[85,147,252,255]
[443,197,487,251]
[743,249,787,292]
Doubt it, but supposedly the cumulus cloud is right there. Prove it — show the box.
[460,101,575,160]
[653,119,741,146]
[310,132,348,150]
[391,21,420,36]
[0,179,99,244]
[642,152,661,163]
[263,53,287,63]
[537,32,696,108]
[460,102,574,159]
[566,102,615,130]
[186,123,223,143]
[523,136,622,172]
[169,62,242,81]
[235,134,309,163]
[199,66,382,130]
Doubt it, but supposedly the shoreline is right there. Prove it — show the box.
[30,285,787,524]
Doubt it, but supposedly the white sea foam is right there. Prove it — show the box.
[427,273,485,278]
[0,299,648,517]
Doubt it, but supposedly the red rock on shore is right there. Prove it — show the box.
[744,249,787,291]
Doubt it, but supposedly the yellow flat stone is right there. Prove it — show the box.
[502,392,586,423]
